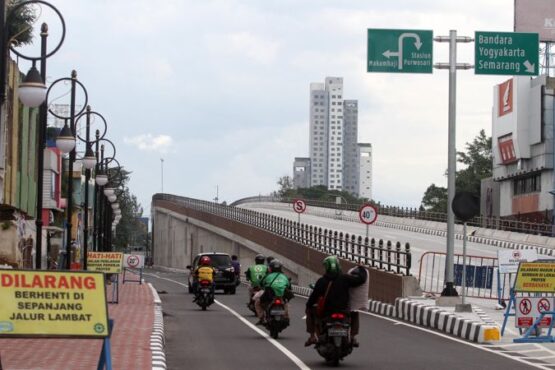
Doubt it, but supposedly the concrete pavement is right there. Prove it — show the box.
[0,274,157,370]
[146,269,537,370]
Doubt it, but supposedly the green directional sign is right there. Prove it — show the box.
[367,29,433,73]
[475,31,539,75]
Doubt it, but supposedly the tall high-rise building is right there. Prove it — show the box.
[343,100,358,194]
[309,77,344,190]
[300,77,373,198]
[293,157,311,189]
[357,143,373,199]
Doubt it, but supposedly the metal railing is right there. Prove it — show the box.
[419,251,506,300]
[232,196,555,236]
[154,194,412,275]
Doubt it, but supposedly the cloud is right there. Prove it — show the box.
[205,31,280,64]
[124,134,174,154]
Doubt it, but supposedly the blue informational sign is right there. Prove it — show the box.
[454,264,494,289]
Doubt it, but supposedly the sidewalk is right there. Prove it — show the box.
[0,276,155,370]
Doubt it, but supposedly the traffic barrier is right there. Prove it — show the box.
[418,251,504,300]
[395,298,500,343]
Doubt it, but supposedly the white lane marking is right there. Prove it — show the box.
[498,349,544,354]
[145,273,311,370]
[214,300,311,370]
[292,293,547,368]
[357,310,551,370]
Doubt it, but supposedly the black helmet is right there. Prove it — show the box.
[269,260,282,273]
[266,256,275,265]
[255,254,265,264]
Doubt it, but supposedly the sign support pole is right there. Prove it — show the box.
[462,222,467,304]
[434,30,473,297]
[366,224,369,239]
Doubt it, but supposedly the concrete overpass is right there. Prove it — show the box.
[152,193,420,303]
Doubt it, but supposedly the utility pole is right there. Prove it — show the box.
[160,158,164,193]
[214,185,219,203]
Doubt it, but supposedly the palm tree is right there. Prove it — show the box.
[6,0,37,46]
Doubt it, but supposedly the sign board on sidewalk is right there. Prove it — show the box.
[367,29,433,73]
[358,204,378,225]
[123,254,145,269]
[515,297,554,328]
[515,262,555,293]
[87,252,123,274]
[475,31,539,75]
[0,270,109,337]
[498,249,538,274]
[293,199,307,214]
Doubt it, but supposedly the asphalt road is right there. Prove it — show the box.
[145,269,535,370]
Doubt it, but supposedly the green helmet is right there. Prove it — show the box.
[323,256,341,275]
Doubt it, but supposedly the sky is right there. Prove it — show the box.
[14,0,518,216]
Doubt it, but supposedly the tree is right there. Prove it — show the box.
[455,129,492,196]
[7,1,36,46]
[421,184,448,213]
[421,130,492,211]
[107,168,146,250]
[276,175,294,197]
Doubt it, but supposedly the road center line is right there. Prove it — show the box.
[145,273,311,370]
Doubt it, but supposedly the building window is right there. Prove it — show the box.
[513,174,541,195]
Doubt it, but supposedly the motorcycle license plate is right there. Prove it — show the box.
[270,309,285,316]
[201,288,211,293]
[328,328,348,337]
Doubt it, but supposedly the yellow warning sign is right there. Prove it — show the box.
[0,270,109,337]
[515,262,555,292]
[87,252,123,273]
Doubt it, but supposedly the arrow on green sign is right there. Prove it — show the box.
[475,31,539,76]
[367,29,433,74]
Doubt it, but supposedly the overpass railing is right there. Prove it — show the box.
[154,194,412,276]
[232,196,554,236]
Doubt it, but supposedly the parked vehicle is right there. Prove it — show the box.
[187,252,237,294]
[315,312,354,366]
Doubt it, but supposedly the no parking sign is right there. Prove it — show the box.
[123,254,145,269]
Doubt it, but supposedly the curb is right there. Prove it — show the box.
[366,298,500,344]
[148,283,167,370]
[394,298,500,343]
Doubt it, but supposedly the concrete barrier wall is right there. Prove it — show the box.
[153,199,420,304]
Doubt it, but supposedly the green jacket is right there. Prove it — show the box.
[246,264,268,288]
[262,272,291,297]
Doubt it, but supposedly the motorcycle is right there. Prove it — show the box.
[264,297,289,339]
[194,280,214,311]
[315,312,353,366]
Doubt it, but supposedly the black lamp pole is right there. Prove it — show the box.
[93,129,99,252]
[64,70,77,270]
[82,106,91,269]
[99,145,105,251]
[34,23,47,269]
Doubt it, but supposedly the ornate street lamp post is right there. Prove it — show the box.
[52,71,88,269]
[0,0,66,269]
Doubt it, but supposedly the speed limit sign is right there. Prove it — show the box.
[359,204,378,225]
[293,199,307,214]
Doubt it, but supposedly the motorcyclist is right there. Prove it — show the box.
[266,256,275,266]
[305,255,367,346]
[255,259,292,324]
[245,254,268,290]
[192,256,215,300]
[231,255,241,284]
